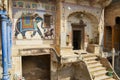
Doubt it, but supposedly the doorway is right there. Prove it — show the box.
[73,30,81,50]
[105,26,112,51]
[72,23,84,50]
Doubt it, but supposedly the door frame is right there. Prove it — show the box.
[71,23,85,50]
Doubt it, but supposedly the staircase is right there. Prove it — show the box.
[81,53,118,80]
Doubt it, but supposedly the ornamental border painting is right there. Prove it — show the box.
[32,3,37,9]
[13,2,17,7]
[25,2,31,9]
[17,1,24,8]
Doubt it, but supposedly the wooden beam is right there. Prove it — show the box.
[112,26,115,49]
[104,26,106,50]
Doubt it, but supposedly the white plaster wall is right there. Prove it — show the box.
[12,56,22,78]
[60,2,101,48]
[68,16,95,40]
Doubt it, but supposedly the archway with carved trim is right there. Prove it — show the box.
[66,11,99,51]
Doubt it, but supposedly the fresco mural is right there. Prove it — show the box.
[12,1,56,11]
[32,3,37,9]
[13,0,56,40]
[15,13,54,40]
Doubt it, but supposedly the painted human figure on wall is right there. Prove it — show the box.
[31,14,43,38]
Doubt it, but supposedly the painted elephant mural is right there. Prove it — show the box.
[15,13,54,39]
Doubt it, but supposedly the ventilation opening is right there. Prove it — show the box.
[22,55,50,80]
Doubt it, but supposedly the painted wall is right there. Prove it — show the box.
[67,14,98,45]
[12,0,56,42]
[60,2,102,50]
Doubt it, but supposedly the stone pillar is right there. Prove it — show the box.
[98,9,104,54]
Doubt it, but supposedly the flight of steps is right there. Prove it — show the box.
[81,53,116,80]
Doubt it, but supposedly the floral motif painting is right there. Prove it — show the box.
[26,2,31,8]
[51,6,56,11]
[13,2,17,7]
[45,4,49,10]
[18,1,24,8]
[32,3,37,9]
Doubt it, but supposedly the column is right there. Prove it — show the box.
[112,26,115,69]
[104,26,106,49]
[7,19,12,68]
[1,10,10,80]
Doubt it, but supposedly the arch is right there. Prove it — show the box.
[66,11,99,50]
[67,11,99,24]
[105,2,120,26]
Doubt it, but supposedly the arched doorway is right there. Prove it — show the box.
[67,12,98,51]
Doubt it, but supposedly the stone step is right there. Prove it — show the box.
[103,78,116,80]
[82,54,117,80]
[93,70,108,77]
[89,66,106,72]
[86,60,100,65]
[81,54,96,58]
[94,75,112,80]
[83,56,98,61]
[88,63,102,68]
